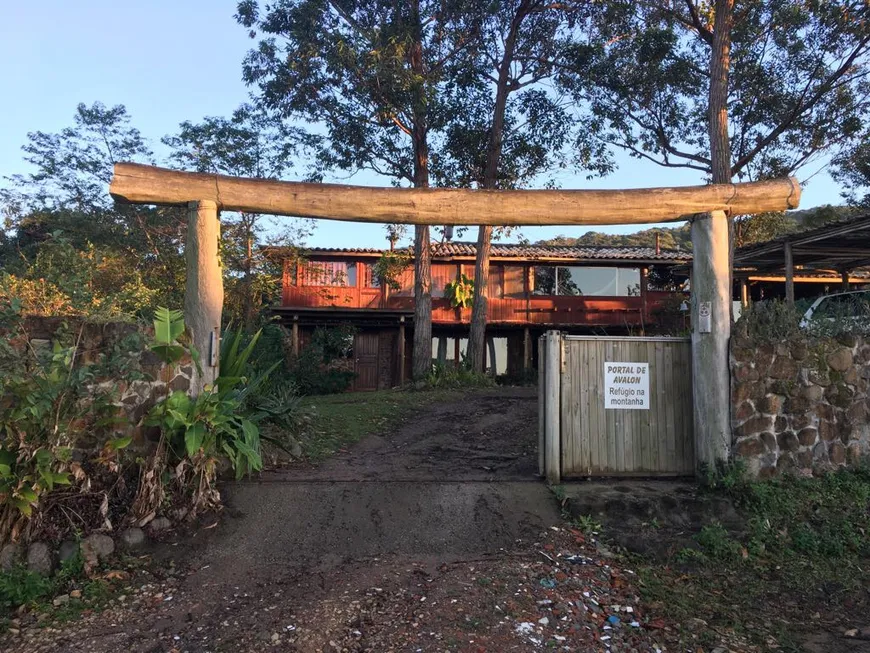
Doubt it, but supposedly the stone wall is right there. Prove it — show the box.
[21,316,192,449]
[731,333,870,478]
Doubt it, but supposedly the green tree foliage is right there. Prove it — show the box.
[3,102,150,215]
[162,104,316,329]
[236,0,480,379]
[236,0,478,182]
[538,226,692,251]
[834,128,870,209]
[562,1,870,182]
[372,249,411,290]
[444,273,474,308]
[0,102,186,317]
[733,212,796,248]
[536,203,854,255]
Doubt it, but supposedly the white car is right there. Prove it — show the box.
[800,290,870,330]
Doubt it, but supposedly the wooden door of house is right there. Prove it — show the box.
[353,332,380,391]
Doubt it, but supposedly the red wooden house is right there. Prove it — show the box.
[268,242,690,391]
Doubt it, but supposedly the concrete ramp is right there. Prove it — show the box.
[197,481,559,580]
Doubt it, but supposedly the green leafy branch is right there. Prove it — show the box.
[445,274,475,309]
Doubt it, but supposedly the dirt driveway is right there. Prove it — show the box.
[194,387,555,579]
[272,386,542,482]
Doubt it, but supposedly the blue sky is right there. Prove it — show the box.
[0,1,845,249]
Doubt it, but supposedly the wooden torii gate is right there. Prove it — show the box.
[109,162,801,470]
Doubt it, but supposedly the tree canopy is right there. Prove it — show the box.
[563,0,870,182]
[0,102,187,316]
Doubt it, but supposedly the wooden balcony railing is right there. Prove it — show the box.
[281,286,680,327]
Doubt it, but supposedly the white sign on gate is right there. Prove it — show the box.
[604,362,650,410]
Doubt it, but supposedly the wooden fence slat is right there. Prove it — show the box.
[583,340,593,474]
[656,341,669,473]
[589,340,602,474]
[560,340,574,474]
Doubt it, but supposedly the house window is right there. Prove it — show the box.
[363,263,380,288]
[302,261,357,287]
[286,261,299,286]
[533,266,640,296]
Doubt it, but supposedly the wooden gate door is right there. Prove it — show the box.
[540,332,694,482]
[354,332,380,391]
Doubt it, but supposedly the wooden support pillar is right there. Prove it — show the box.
[291,316,299,357]
[841,270,850,292]
[436,336,448,364]
[454,337,461,369]
[523,326,531,371]
[398,317,406,385]
[784,242,795,307]
[543,330,561,484]
[524,264,532,323]
[184,200,223,396]
[691,210,731,470]
[640,266,649,329]
[487,336,497,377]
[739,278,749,309]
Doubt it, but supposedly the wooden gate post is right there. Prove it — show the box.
[184,200,223,396]
[543,330,562,484]
[691,210,731,469]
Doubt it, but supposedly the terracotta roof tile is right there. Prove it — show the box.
[289,242,690,262]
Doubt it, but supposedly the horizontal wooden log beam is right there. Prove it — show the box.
[110,163,801,225]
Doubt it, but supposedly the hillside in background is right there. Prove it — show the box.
[534,205,859,252]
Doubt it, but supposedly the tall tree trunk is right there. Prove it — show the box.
[468,224,493,371]
[467,1,529,373]
[692,0,734,469]
[409,0,433,381]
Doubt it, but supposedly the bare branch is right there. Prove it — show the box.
[602,137,710,172]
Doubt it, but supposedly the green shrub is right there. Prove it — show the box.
[701,465,870,565]
[425,361,494,389]
[0,566,53,612]
[288,325,356,395]
[233,322,357,396]
[701,459,748,491]
[802,293,870,338]
[137,308,274,516]
[694,522,744,561]
[737,468,870,560]
[0,299,125,542]
[0,549,102,617]
[734,300,801,342]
